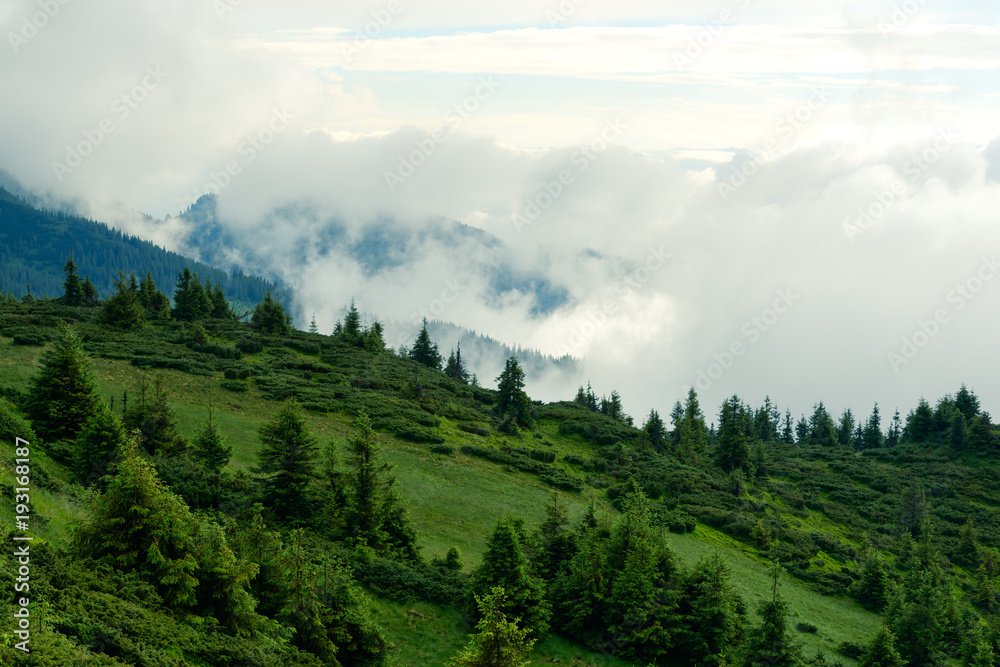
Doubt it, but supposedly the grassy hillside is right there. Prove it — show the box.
[2,297,997,665]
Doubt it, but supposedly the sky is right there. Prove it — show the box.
[2,0,1000,426]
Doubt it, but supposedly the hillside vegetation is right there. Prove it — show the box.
[0,269,999,666]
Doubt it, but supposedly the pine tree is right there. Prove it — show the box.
[365,320,386,354]
[743,562,801,667]
[807,402,838,447]
[251,291,290,335]
[838,409,856,449]
[445,343,469,382]
[137,270,170,320]
[949,408,968,451]
[905,398,935,443]
[606,390,624,421]
[346,411,419,559]
[308,314,318,334]
[193,408,232,473]
[98,272,146,330]
[795,415,809,444]
[968,413,996,452]
[76,441,200,607]
[74,397,126,487]
[781,409,794,444]
[410,318,443,369]
[715,396,754,474]
[853,540,892,612]
[172,267,212,321]
[886,409,903,448]
[473,517,550,639]
[899,485,928,536]
[644,409,667,452]
[340,298,363,346]
[450,587,536,667]
[955,384,981,421]
[124,375,187,456]
[209,282,231,318]
[677,388,709,464]
[531,494,577,581]
[496,356,533,431]
[256,401,319,523]
[81,275,99,305]
[62,254,84,306]
[679,553,745,667]
[25,324,99,444]
[860,404,884,450]
[861,626,904,667]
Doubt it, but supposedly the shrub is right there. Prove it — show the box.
[395,426,445,444]
[430,443,455,456]
[796,622,818,633]
[220,380,248,393]
[235,335,263,354]
[458,423,490,437]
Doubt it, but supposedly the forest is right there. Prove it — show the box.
[1,256,999,667]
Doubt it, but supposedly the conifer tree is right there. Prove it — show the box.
[679,553,745,667]
[853,539,892,612]
[74,397,126,487]
[81,275,99,305]
[365,320,386,354]
[885,409,903,448]
[189,519,258,632]
[496,356,533,431]
[531,494,577,581]
[308,314,318,334]
[949,408,968,451]
[967,413,996,452]
[25,324,99,443]
[677,388,709,464]
[193,408,232,473]
[137,270,171,320]
[98,272,146,330]
[450,587,536,667]
[124,375,187,456]
[256,401,319,523]
[445,343,469,382]
[860,404,884,449]
[795,415,809,443]
[861,626,904,667]
[955,384,981,421]
[781,409,795,444]
[807,402,838,447]
[410,318,443,369]
[838,409,856,449]
[715,396,754,474]
[250,291,290,335]
[340,298,363,346]
[208,281,231,318]
[345,411,420,559]
[643,409,667,452]
[669,400,685,448]
[76,441,200,607]
[62,254,84,306]
[905,398,935,443]
[473,517,550,639]
[172,267,212,321]
[743,562,801,667]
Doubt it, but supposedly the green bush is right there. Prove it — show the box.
[395,426,445,444]
[235,335,263,353]
[220,380,248,392]
[430,443,455,455]
[458,423,490,437]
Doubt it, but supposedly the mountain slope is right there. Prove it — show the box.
[0,187,280,310]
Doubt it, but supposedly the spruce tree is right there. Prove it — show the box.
[643,409,667,452]
[445,343,469,382]
[861,626,904,667]
[81,275,99,305]
[138,270,171,320]
[209,282,231,318]
[496,356,533,431]
[62,254,84,306]
[955,384,981,421]
[949,408,968,451]
[905,398,935,443]
[74,397,126,487]
[124,375,187,456]
[98,272,146,330]
[450,587,536,667]
[256,401,319,523]
[340,298,363,346]
[25,324,100,443]
[531,494,577,581]
[853,540,892,612]
[473,517,550,639]
[679,553,745,667]
[308,314,318,334]
[193,408,232,473]
[967,413,996,452]
[251,291,290,335]
[715,396,754,474]
[76,441,200,607]
[677,388,709,464]
[172,267,211,321]
[743,563,801,667]
[838,409,856,449]
[365,320,386,354]
[410,318,443,369]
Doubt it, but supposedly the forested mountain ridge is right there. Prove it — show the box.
[0,186,280,310]
[0,273,998,666]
